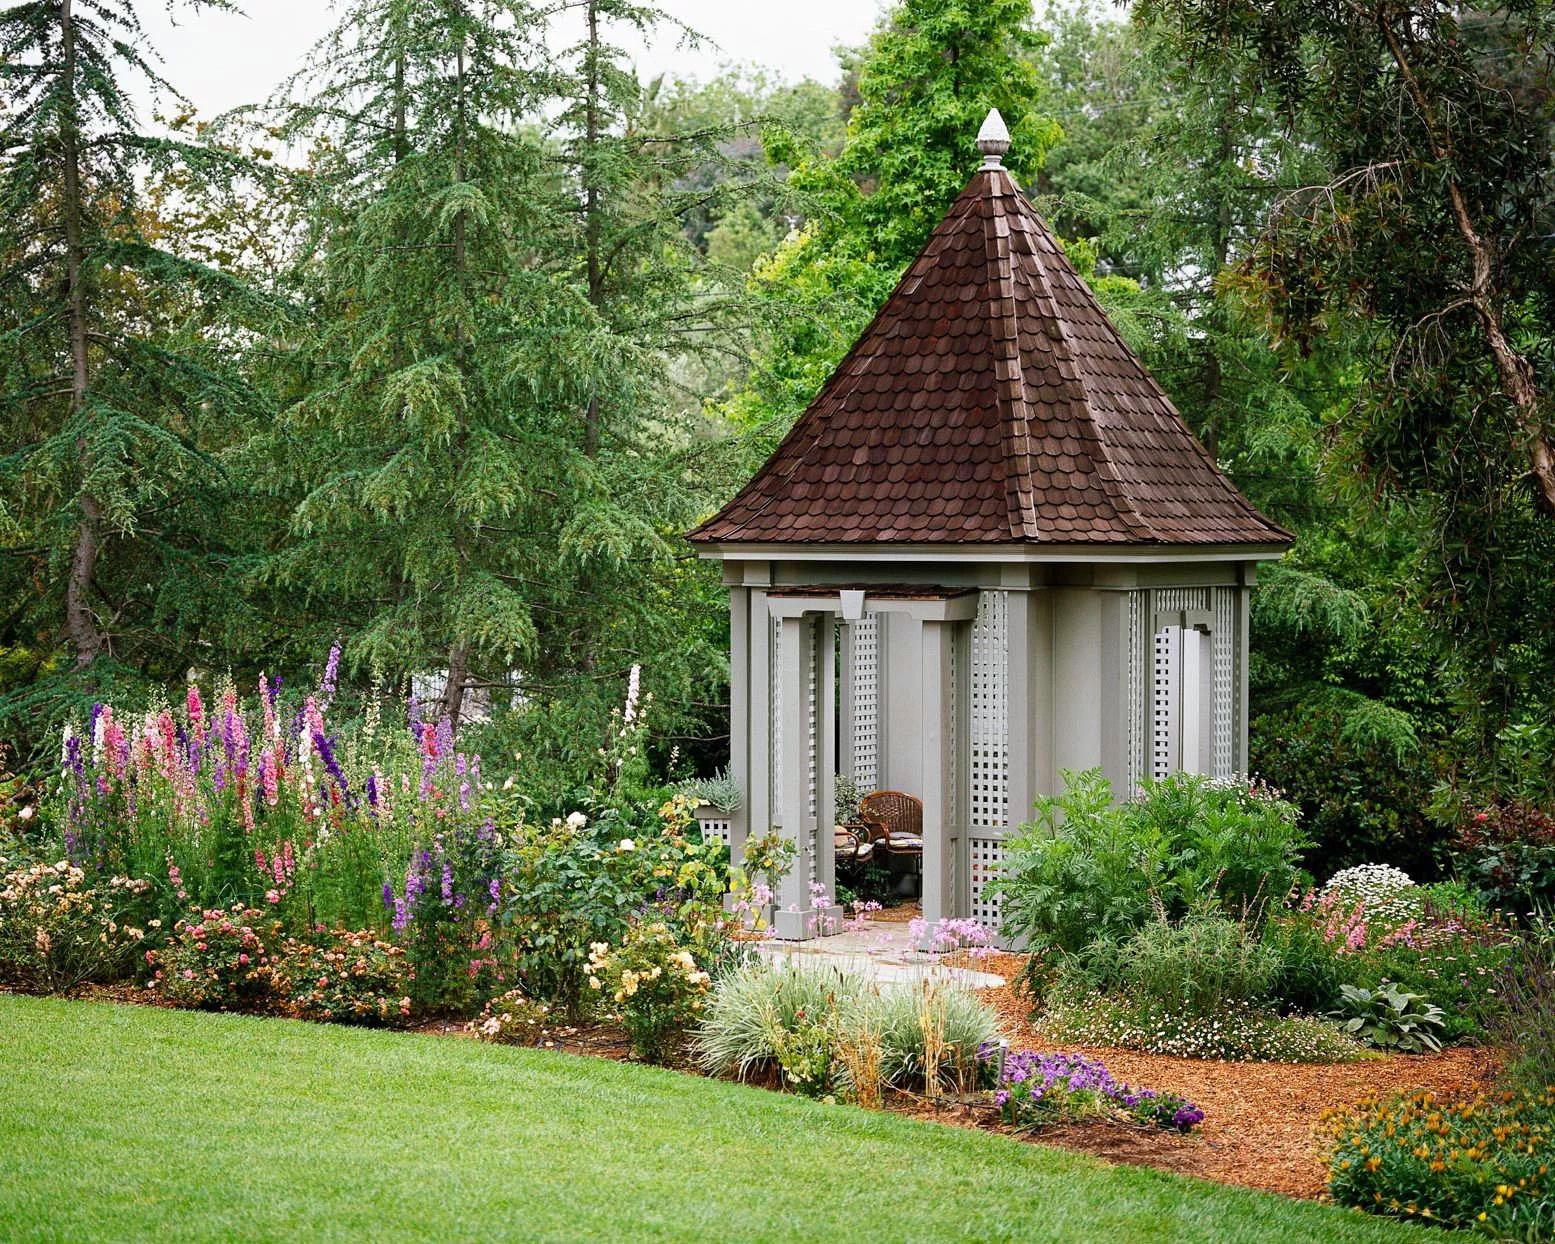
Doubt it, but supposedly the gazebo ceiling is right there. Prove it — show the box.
[688,113,1292,549]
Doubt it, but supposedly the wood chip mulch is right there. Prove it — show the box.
[970,955,1500,1200]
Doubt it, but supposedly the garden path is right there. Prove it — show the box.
[754,925,1006,990]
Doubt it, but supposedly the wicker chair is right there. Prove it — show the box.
[858,791,924,858]
[834,824,876,862]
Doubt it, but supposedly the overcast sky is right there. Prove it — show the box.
[133,0,888,119]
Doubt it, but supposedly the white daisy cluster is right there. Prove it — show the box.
[1323,863,1419,923]
[1041,994,1365,1063]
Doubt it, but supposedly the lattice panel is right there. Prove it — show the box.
[1156,587,1211,614]
[1213,588,1237,777]
[769,615,781,817]
[851,614,880,790]
[805,617,818,821]
[1152,626,1180,780]
[1126,590,1150,793]
[969,837,1005,927]
[969,590,1010,830]
[694,814,732,847]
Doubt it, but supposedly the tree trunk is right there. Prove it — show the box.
[59,0,104,667]
[1378,13,1555,514]
[440,642,471,728]
[583,0,602,457]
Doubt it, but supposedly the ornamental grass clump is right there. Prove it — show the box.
[0,858,153,991]
[694,959,863,1080]
[1494,918,1555,1097]
[877,978,1001,1092]
[1322,1088,1555,1234]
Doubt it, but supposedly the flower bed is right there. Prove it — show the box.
[1322,1087,1555,1233]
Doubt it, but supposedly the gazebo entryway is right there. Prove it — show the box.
[689,112,1290,942]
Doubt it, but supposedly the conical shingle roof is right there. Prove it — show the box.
[688,158,1290,548]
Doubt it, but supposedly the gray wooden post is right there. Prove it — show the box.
[747,588,772,861]
[918,619,955,946]
[814,615,838,912]
[728,586,750,858]
[772,611,842,940]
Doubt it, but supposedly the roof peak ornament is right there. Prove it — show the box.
[976,108,1010,169]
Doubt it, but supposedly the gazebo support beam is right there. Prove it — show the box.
[772,611,843,940]
[918,619,956,947]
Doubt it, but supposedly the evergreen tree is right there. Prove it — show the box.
[0,1,274,680]
[718,0,1059,440]
[265,0,745,755]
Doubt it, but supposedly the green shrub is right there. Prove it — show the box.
[284,929,414,1026]
[152,907,289,1012]
[1040,989,1365,1062]
[584,920,711,1064]
[1115,913,1283,1016]
[0,858,154,991]
[994,768,1305,955]
[1249,704,1445,881]
[1261,913,1348,1014]
[1328,983,1445,1053]
[1322,1088,1555,1233]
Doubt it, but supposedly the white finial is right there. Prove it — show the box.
[976,108,1010,169]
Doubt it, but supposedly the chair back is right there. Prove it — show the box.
[859,791,923,840]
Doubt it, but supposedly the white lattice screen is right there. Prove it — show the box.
[1212,588,1237,776]
[1152,625,1180,781]
[969,837,1005,926]
[769,615,781,817]
[969,590,1010,831]
[851,615,880,790]
[1156,587,1211,613]
[694,813,732,847]
[805,617,817,822]
[1126,590,1149,793]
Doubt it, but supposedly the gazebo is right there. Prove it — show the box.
[687,111,1291,942]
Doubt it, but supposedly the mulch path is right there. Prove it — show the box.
[968,955,1499,1200]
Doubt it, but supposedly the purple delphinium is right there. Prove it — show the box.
[487,875,500,916]
[313,731,349,798]
[367,772,379,808]
[319,642,341,708]
[382,881,393,912]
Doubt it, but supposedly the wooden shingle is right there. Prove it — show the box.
[688,167,1291,547]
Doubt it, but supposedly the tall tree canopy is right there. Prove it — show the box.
[0,0,277,697]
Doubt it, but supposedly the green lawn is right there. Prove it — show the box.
[0,995,1433,1243]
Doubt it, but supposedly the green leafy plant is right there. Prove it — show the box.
[994,768,1306,957]
[0,859,155,992]
[1114,912,1283,1016]
[681,769,741,814]
[1328,983,1445,1053]
[585,921,711,1065]
[1323,1088,1555,1232]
